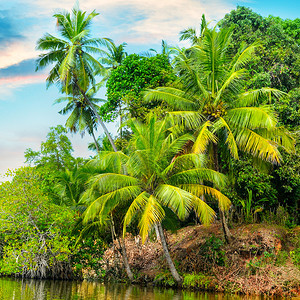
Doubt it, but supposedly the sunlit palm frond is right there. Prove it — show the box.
[235,128,281,164]
[156,184,194,220]
[139,195,165,243]
[236,88,287,107]
[192,121,217,154]
[144,87,198,111]
[213,117,239,159]
[168,111,204,130]
[226,106,277,130]
[230,43,258,71]
[82,185,140,223]
[170,166,228,188]
[180,184,231,212]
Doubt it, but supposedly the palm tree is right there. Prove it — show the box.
[179,14,207,45]
[54,165,87,207]
[98,39,128,138]
[36,7,117,151]
[81,116,231,284]
[142,40,175,62]
[99,40,128,77]
[55,85,106,153]
[144,25,294,242]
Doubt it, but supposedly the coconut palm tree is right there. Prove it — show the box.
[36,7,117,151]
[99,40,128,76]
[80,116,231,284]
[179,14,207,45]
[144,25,295,242]
[97,39,128,138]
[142,40,175,62]
[55,85,106,153]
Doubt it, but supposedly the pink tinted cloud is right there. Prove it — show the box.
[0,74,46,85]
[0,74,47,100]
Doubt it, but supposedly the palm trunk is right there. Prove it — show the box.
[90,129,100,153]
[110,214,134,281]
[77,84,133,278]
[77,84,118,152]
[156,222,182,284]
[119,237,134,281]
[119,101,123,140]
[85,97,118,152]
[213,143,233,243]
[154,223,161,242]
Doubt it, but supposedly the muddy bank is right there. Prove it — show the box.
[100,224,300,297]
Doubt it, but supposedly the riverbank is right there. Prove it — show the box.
[98,224,300,297]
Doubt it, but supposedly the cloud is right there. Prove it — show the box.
[97,0,234,44]
[0,74,46,101]
[32,0,234,44]
[0,10,24,46]
[0,0,235,90]
[0,59,48,100]
[0,58,37,77]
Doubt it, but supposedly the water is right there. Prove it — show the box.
[0,278,272,300]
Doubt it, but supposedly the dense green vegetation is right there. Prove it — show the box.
[0,5,299,295]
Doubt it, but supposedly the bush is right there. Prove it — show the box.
[0,167,76,279]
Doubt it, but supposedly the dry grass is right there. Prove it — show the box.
[102,223,300,296]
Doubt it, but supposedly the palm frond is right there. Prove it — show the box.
[213,117,239,159]
[226,106,277,130]
[235,128,281,164]
[236,88,287,107]
[192,121,217,154]
[180,184,231,212]
[169,168,228,189]
[156,184,194,220]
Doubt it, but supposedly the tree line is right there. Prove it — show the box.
[0,6,299,283]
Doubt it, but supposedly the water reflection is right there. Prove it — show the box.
[0,278,270,300]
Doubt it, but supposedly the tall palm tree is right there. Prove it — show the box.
[36,7,117,151]
[81,116,231,283]
[144,25,295,242]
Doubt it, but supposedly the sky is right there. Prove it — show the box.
[0,0,299,181]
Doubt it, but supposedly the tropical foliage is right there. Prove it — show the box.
[80,116,231,282]
[1,5,299,286]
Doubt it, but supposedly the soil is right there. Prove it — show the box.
[102,223,300,297]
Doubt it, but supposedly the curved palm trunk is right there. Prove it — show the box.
[213,144,233,243]
[85,97,118,152]
[90,129,100,153]
[77,85,118,152]
[79,86,133,279]
[156,223,182,284]
[110,214,134,281]
[119,237,134,281]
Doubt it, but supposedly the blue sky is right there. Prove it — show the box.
[0,0,299,180]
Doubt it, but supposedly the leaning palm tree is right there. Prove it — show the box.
[36,7,117,151]
[55,85,106,153]
[81,116,231,284]
[144,25,295,242]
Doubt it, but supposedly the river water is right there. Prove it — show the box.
[0,278,274,300]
